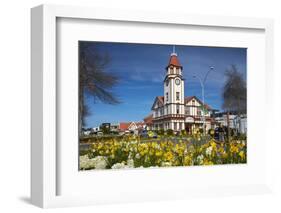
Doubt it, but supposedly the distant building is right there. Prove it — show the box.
[119,122,145,134]
[92,126,100,133]
[214,113,237,128]
[214,112,247,134]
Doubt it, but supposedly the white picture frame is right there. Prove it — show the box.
[31,4,274,208]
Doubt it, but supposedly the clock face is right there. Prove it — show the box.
[175,78,181,85]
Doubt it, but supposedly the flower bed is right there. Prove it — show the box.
[79,136,247,170]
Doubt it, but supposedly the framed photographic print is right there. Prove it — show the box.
[31,4,274,208]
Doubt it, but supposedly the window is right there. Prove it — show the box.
[185,106,190,115]
[166,92,168,102]
[176,92,180,100]
[176,104,180,114]
[170,67,174,74]
[197,108,201,116]
[176,68,179,75]
[174,122,178,130]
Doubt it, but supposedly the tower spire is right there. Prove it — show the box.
[171,45,177,56]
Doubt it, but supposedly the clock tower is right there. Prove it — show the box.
[163,48,185,130]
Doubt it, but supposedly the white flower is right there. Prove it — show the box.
[127,159,134,168]
[79,155,108,170]
[130,140,138,145]
[93,156,107,169]
[205,146,213,156]
[197,154,204,164]
[161,162,172,167]
[135,153,140,159]
[111,162,126,169]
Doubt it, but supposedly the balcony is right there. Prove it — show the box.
[152,114,185,121]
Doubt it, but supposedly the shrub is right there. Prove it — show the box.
[166,129,174,136]
[158,129,165,136]
[180,129,186,136]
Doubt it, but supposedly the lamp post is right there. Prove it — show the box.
[193,66,214,135]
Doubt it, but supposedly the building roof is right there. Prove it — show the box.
[157,96,164,105]
[167,53,182,68]
[143,114,153,125]
[204,104,212,110]
[151,96,164,110]
[184,96,194,103]
[119,122,144,131]
[119,122,131,131]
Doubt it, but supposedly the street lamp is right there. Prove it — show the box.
[193,66,214,135]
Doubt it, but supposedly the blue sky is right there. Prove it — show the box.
[82,42,246,128]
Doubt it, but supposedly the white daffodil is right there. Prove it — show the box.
[111,162,126,169]
[205,146,213,156]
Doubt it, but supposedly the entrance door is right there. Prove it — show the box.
[185,123,192,134]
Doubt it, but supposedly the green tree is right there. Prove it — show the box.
[222,65,246,114]
[222,65,247,139]
[100,125,111,135]
[79,42,120,133]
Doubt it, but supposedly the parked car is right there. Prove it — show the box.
[140,130,149,138]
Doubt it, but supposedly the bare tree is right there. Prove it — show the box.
[79,42,120,133]
[222,65,247,138]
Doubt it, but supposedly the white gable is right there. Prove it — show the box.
[186,97,202,107]
[128,122,137,130]
[151,97,164,110]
